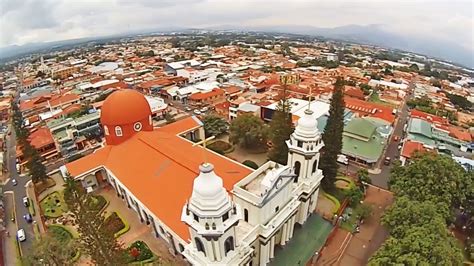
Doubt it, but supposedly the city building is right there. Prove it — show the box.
[62,89,325,265]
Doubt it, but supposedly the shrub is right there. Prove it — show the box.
[242,160,259,169]
[103,212,125,235]
[207,140,233,155]
[48,225,73,243]
[127,241,154,262]
[88,195,107,212]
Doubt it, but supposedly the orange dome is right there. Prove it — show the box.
[100,89,152,125]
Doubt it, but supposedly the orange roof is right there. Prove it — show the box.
[189,88,225,101]
[17,127,55,156]
[344,97,395,124]
[158,116,201,135]
[449,127,471,142]
[401,140,426,159]
[101,90,151,125]
[66,125,251,242]
[410,109,449,125]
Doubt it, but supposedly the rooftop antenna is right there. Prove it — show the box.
[192,135,216,167]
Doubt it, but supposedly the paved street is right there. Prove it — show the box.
[2,123,34,259]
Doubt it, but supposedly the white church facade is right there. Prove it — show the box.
[63,89,324,265]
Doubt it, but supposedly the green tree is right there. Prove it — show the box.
[22,233,78,266]
[369,225,463,265]
[345,186,364,207]
[355,203,373,220]
[268,86,294,165]
[409,63,419,71]
[320,78,345,189]
[202,114,229,137]
[64,178,126,265]
[356,168,371,184]
[24,143,48,183]
[242,160,259,169]
[229,114,268,149]
[389,153,473,218]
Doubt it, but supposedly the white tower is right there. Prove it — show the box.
[286,105,324,224]
[181,163,242,264]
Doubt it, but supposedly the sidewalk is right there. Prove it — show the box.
[26,182,46,234]
[3,192,20,266]
[99,188,187,265]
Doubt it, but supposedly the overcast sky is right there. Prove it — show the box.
[0,0,472,52]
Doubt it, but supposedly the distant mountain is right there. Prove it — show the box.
[1,24,472,68]
[208,24,474,68]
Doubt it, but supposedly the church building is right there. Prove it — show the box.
[62,89,324,265]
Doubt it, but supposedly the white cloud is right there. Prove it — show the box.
[0,0,472,56]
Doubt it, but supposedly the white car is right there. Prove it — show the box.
[337,154,349,165]
[194,110,202,115]
[17,229,26,242]
[23,197,29,207]
[200,107,209,113]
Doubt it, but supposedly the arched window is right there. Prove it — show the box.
[115,126,123,136]
[294,161,301,182]
[211,223,216,230]
[244,209,249,222]
[104,125,109,135]
[224,236,234,255]
[195,238,206,255]
[179,244,185,252]
[312,160,318,174]
[205,223,210,230]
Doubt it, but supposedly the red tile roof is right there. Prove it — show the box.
[344,97,395,124]
[189,88,224,101]
[65,123,251,242]
[449,127,472,142]
[401,140,426,159]
[410,109,449,125]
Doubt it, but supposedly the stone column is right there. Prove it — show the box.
[285,221,291,242]
[213,240,222,261]
[289,217,296,238]
[269,236,275,259]
[260,243,269,265]
[280,223,288,246]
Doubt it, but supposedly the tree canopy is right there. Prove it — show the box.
[64,178,126,265]
[202,114,229,138]
[320,77,345,189]
[370,153,472,265]
[268,86,294,165]
[22,232,78,266]
[389,153,473,218]
[229,114,268,149]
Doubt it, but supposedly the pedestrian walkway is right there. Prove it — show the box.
[272,214,333,266]
[3,192,21,266]
[99,188,187,265]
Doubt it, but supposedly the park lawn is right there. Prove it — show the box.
[40,191,68,218]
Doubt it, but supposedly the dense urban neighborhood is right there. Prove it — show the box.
[0,32,473,265]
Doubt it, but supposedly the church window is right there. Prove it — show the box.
[294,161,301,182]
[312,160,318,174]
[275,206,279,213]
[104,126,109,135]
[212,223,216,230]
[179,244,184,252]
[115,126,123,136]
[193,213,199,222]
[297,141,303,148]
[223,212,229,222]
[195,238,206,255]
[133,122,142,132]
[244,209,249,222]
[205,223,210,230]
[224,236,234,255]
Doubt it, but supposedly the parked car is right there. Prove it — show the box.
[185,106,192,112]
[11,179,17,186]
[194,110,202,115]
[200,107,209,113]
[23,213,33,223]
[337,154,349,165]
[17,229,26,242]
[384,157,391,165]
[22,197,29,207]
[393,135,400,142]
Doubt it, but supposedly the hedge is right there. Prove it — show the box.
[335,176,355,190]
[114,212,130,238]
[322,191,341,214]
[104,212,130,238]
[33,223,41,241]
[242,160,259,169]
[207,141,234,155]
[127,240,154,262]
[28,198,35,216]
